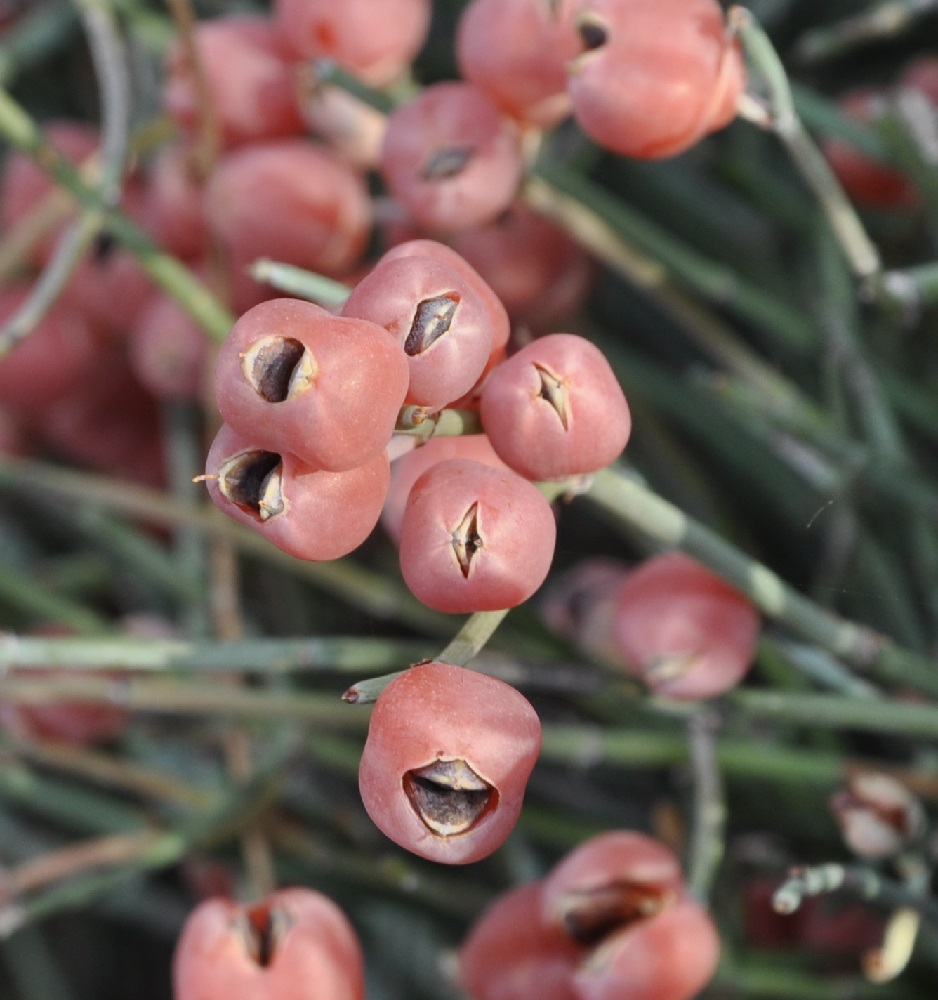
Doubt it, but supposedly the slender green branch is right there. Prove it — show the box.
[249,259,351,308]
[0,85,234,340]
[731,7,883,283]
[0,635,431,672]
[586,466,938,696]
[685,712,725,904]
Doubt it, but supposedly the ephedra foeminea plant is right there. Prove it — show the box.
[4,1,938,999]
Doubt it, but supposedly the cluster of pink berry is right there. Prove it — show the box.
[205,235,631,613]
[170,831,720,1000]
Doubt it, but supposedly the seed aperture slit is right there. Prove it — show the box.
[218,450,285,522]
[242,337,316,402]
[403,759,494,837]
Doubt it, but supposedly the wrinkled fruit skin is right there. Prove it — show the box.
[358,661,542,864]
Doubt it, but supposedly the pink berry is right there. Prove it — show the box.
[567,0,745,159]
[456,0,580,127]
[380,82,524,232]
[163,15,304,148]
[609,552,760,699]
[341,254,494,410]
[273,0,431,86]
[459,882,582,1000]
[173,887,365,1000]
[398,459,556,613]
[215,298,409,473]
[357,661,542,864]
[204,424,390,562]
[204,140,372,312]
[480,334,631,481]
[381,433,505,544]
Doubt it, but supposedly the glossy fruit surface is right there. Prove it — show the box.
[358,661,542,864]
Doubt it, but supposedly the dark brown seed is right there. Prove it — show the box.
[218,450,284,521]
[403,758,494,836]
[452,502,484,578]
[241,337,316,402]
[404,293,460,356]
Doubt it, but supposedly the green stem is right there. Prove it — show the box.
[249,259,351,308]
[0,635,431,672]
[731,7,882,283]
[586,466,938,696]
[0,676,371,726]
[0,85,234,341]
[529,162,815,353]
[685,712,725,904]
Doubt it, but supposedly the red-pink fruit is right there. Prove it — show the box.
[459,882,582,1000]
[273,0,431,86]
[540,830,685,942]
[609,552,759,700]
[214,298,409,472]
[141,142,207,260]
[357,661,542,864]
[341,254,494,410]
[205,140,372,311]
[823,89,918,209]
[568,0,745,159]
[571,896,720,1000]
[129,288,209,401]
[173,887,365,1000]
[480,334,631,481]
[399,459,556,613]
[163,16,305,147]
[450,203,594,332]
[204,424,390,562]
[382,433,505,544]
[540,831,717,1000]
[380,82,524,232]
[0,284,99,425]
[456,0,579,128]
[381,238,511,383]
